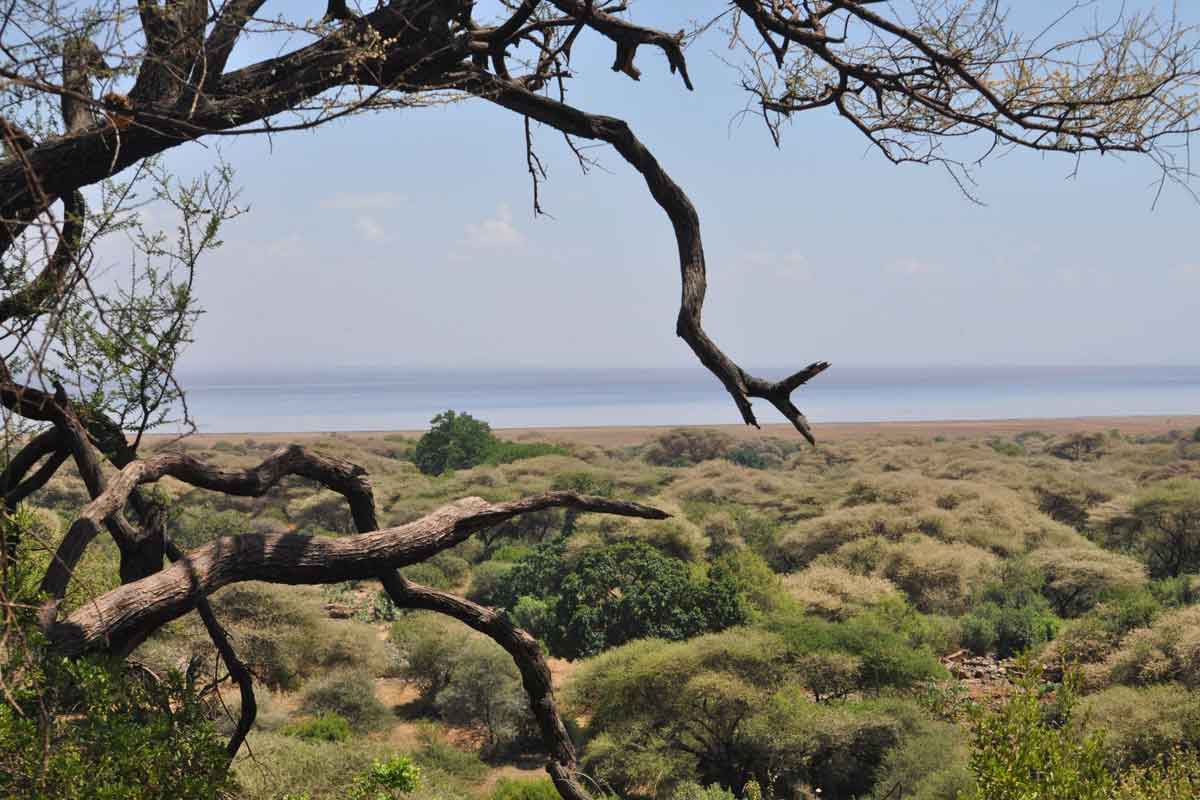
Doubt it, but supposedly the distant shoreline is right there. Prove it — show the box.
[144,413,1200,448]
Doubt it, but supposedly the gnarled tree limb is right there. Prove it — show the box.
[453,70,830,441]
[46,491,666,657]
[380,570,592,800]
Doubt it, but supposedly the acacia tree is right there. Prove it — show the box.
[0,1,1198,797]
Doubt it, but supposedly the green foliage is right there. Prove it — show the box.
[962,665,1112,800]
[282,713,352,743]
[390,615,532,750]
[0,514,231,800]
[300,671,389,731]
[484,439,568,465]
[412,410,565,475]
[988,438,1025,457]
[488,778,561,800]
[432,638,532,751]
[413,410,496,475]
[170,503,258,549]
[495,538,747,658]
[768,605,947,693]
[960,561,1060,657]
[348,756,420,800]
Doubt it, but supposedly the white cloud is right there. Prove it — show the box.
[885,257,939,276]
[321,191,406,210]
[741,249,811,281]
[463,204,524,249]
[354,215,387,243]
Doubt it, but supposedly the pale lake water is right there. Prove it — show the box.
[171,365,1200,433]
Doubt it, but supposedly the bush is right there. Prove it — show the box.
[960,562,1059,657]
[642,428,735,466]
[413,410,495,475]
[432,638,532,751]
[783,564,901,620]
[349,756,421,800]
[466,560,514,605]
[411,726,489,781]
[1079,684,1200,768]
[962,666,1112,800]
[283,712,352,742]
[490,778,561,800]
[300,671,389,731]
[1027,546,1146,617]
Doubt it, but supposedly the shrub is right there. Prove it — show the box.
[300,671,389,731]
[960,561,1059,657]
[466,560,514,604]
[349,756,421,800]
[783,564,900,620]
[642,428,735,466]
[432,638,532,751]
[1049,432,1106,461]
[962,666,1112,800]
[1027,546,1147,617]
[1104,479,1200,578]
[283,712,353,742]
[1079,684,1200,768]
[411,726,489,781]
[413,410,495,476]
[490,778,561,800]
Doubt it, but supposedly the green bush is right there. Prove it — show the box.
[489,778,560,800]
[961,601,1059,657]
[962,665,1112,800]
[413,410,495,476]
[466,559,514,605]
[282,713,352,743]
[412,410,566,475]
[496,538,748,658]
[960,561,1060,657]
[300,671,388,731]
[349,756,420,800]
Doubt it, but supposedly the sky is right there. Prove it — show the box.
[130,1,1200,373]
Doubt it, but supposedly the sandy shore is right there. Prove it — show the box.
[146,414,1200,448]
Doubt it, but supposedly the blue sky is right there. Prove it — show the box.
[151,1,1200,372]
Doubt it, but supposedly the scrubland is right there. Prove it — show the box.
[19,419,1200,799]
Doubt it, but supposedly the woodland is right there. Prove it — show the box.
[2,1,1200,799]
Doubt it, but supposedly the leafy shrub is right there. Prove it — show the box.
[349,756,420,800]
[484,440,568,465]
[962,666,1112,800]
[489,778,560,800]
[642,428,735,466]
[465,560,514,604]
[283,712,352,742]
[495,538,747,658]
[1049,432,1106,461]
[783,564,901,620]
[1103,479,1200,578]
[300,671,388,731]
[432,638,532,751]
[1079,684,1200,768]
[0,655,234,800]
[413,410,495,475]
[960,561,1059,657]
[1027,546,1146,617]
[207,584,388,690]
